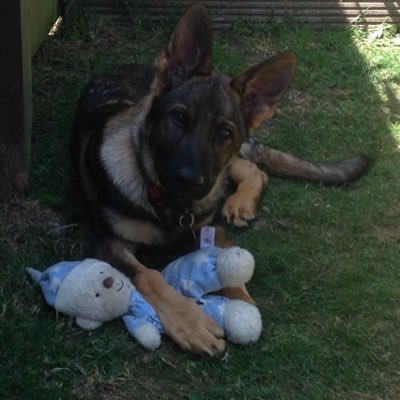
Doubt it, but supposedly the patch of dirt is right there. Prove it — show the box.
[73,383,133,400]
[376,224,400,242]
[73,375,190,400]
[288,89,313,107]
[0,195,85,262]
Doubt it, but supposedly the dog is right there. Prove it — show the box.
[70,4,371,355]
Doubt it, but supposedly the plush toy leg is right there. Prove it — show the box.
[162,247,224,299]
[216,247,255,287]
[223,300,262,345]
[132,323,161,351]
[123,315,162,351]
[198,295,262,345]
[162,247,255,300]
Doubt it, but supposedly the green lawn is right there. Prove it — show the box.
[1,13,399,400]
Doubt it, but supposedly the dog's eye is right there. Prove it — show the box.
[218,127,233,139]
[171,109,186,124]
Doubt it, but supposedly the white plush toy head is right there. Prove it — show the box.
[55,259,134,329]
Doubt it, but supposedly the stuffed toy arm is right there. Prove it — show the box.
[122,291,164,351]
[123,315,161,351]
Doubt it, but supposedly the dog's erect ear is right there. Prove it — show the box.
[231,52,297,132]
[156,4,212,86]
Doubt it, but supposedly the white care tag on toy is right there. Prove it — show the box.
[200,226,216,248]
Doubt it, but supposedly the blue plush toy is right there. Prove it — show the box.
[27,247,262,351]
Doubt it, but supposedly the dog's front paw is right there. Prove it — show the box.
[160,295,226,356]
[137,269,225,356]
[222,193,257,227]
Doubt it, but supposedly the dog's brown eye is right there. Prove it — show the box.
[171,109,185,124]
[218,127,232,139]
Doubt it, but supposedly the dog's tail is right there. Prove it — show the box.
[240,140,372,185]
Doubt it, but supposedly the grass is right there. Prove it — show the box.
[1,11,400,400]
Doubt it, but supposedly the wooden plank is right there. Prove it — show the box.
[0,0,30,199]
[88,7,399,17]
[90,11,399,24]
[82,0,400,7]
[82,0,400,10]
[0,0,59,199]
[29,0,59,55]
[80,0,400,27]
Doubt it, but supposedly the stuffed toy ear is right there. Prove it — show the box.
[231,52,297,132]
[156,4,213,86]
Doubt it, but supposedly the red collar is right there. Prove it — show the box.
[143,174,163,205]
[138,161,164,207]
[138,158,194,226]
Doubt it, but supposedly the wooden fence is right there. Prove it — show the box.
[79,1,400,29]
[0,0,58,199]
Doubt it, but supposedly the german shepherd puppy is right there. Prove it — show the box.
[70,4,370,355]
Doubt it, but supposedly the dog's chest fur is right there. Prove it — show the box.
[98,107,229,246]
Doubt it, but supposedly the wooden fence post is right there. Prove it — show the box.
[0,0,59,200]
[0,0,32,200]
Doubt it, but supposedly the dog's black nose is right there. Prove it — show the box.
[177,168,205,187]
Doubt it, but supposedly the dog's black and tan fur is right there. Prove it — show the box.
[70,4,371,355]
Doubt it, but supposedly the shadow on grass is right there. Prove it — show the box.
[1,8,399,400]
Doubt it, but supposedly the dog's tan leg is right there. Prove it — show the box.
[222,157,268,227]
[96,237,226,356]
[135,267,226,355]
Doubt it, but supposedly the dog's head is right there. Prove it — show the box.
[147,4,297,200]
